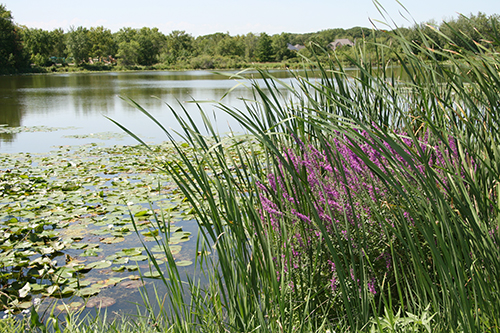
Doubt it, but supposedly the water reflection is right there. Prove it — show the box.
[0,70,298,153]
[0,77,27,144]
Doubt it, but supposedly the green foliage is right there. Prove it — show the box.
[271,32,295,61]
[0,307,161,333]
[5,3,500,72]
[216,35,245,57]
[189,54,246,69]
[115,11,500,332]
[406,12,500,56]
[135,27,165,66]
[115,27,166,66]
[255,32,274,62]
[117,40,140,66]
[66,26,91,64]
[194,32,229,56]
[0,4,28,73]
[19,27,54,66]
[369,306,436,333]
[88,26,116,59]
[17,27,66,67]
[163,30,193,64]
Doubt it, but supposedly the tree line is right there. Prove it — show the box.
[1,3,499,74]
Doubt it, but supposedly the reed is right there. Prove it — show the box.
[115,13,500,333]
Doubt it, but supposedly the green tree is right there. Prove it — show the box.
[271,33,294,61]
[66,26,91,64]
[243,33,258,61]
[440,12,497,51]
[50,28,67,59]
[88,26,116,60]
[255,32,273,62]
[114,27,137,44]
[19,27,55,66]
[136,27,165,65]
[164,30,194,64]
[216,35,244,57]
[115,28,136,65]
[194,32,228,56]
[116,40,140,66]
[0,4,27,73]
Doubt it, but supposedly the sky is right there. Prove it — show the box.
[3,0,499,36]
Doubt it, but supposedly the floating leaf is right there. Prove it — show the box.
[119,280,145,289]
[75,286,100,297]
[175,260,193,267]
[141,229,159,237]
[134,210,152,217]
[101,237,124,244]
[124,265,138,271]
[56,301,83,313]
[82,248,100,257]
[17,301,33,309]
[111,266,126,272]
[116,248,142,257]
[128,255,148,261]
[60,287,76,296]
[85,296,116,309]
[150,245,165,252]
[94,277,125,288]
[19,282,31,298]
[70,243,89,250]
[85,260,112,270]
[113,257,129,265]
[143,271,161,278]
[44,285,59,296]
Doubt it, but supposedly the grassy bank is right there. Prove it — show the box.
[2,15,500,333]
[21,59,305,75]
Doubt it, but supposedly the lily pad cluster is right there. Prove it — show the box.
[63,132,128,140]
[0,142,196,312]
[0,125,79,134]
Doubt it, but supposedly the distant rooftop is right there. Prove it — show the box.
[328,38,355,50]
[287,43,305,51]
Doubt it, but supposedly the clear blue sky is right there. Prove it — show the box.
[4,0,499,36]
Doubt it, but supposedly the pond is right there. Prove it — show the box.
[0,69,293,319]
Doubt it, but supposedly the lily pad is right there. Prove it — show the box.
[85,260,112,270]
[143,271,161,278]
[94,277,126,289]
[128,255,148,261]
[113,257,129,265]
[75,285,101,297]
[0,140,203,311]
[115,248,142,257]
[119,280,145,289]
[100,237,124,244]
[56,301,84,313]
[85,296,116,309]
[175,260,193,267]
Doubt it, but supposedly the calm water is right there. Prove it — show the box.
[0,69,296,319]
[0,70,295,153]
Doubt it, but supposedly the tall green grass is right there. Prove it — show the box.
[119,14,500,333]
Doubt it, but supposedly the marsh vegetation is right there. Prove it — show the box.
[1,9,500,333]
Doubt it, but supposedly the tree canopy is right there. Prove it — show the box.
[2,3,498,72]
[0,4,27,73]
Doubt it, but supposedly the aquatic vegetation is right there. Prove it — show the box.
[0,125,79,134]
[257,130,463,310]
[117,15,500,332]
[0,142,195,312]
[63,131,129,140]
[2,10,500,332]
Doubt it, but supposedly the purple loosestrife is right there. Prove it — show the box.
[257,129,462,300]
